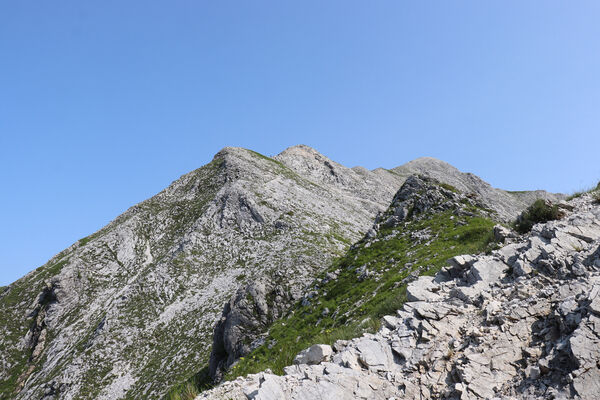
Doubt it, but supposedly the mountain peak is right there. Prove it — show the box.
[274,144,343,181]
[213,146,254,160]
[275,144,324,159]
[398,156,460,172]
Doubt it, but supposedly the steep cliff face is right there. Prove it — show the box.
[0,146,403,400]
[198,191,600,400]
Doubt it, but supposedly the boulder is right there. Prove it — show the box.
[293,344,333,365]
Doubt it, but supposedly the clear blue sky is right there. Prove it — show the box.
[1,2,599,286]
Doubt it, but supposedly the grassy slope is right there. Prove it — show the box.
[166,185,499,399]
[226,209,496,379]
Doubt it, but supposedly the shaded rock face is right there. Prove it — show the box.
[209,280,297,382]
[199,193,600,400]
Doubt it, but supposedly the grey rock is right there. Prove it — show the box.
[209,279,296,382]
[391,157,565,222]
[200,194,600,400]
[493,224,516,242]
[0,147,569,400]
[467,257,506,285]
[0,145,405,400]
[406,276,441,302]
[512,259,532,276]
[293,344,333,365]
[355,338,394,371]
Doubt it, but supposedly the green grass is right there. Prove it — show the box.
[439,182,459,193]
[78,232,101,247]
[221,208,496,380]
[166,181,498,398]
[165,367,211,400]
[567,180,600,200]
[165,184,498,398]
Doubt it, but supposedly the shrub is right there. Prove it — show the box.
[514,199,563,234]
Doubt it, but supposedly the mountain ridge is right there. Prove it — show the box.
[0,146,563,400]
[0,146,402,399]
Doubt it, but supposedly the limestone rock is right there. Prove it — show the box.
[0,145,404,400]
[200,193,600,400]
[293,344,333,365]
[0,147,567,399]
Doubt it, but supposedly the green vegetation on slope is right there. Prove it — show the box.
[0,159,227,400]
[567,180,600,200]
[165,179,499,400]
[224,209,497,379]
[0,256,70,396]
[513,199,563,234]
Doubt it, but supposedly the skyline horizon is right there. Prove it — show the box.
[2,2,599,286]
[0,142,589,287]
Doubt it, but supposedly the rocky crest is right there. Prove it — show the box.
[198,193,600,400]
[392,157,564,222]
[373,175,492,230]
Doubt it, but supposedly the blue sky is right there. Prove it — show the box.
[1,1,599,285]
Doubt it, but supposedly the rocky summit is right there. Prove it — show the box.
[0,145,565,400]
[198,190,600,400]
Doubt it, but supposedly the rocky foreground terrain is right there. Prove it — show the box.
[0,145,563,399]
[198,192,600,399]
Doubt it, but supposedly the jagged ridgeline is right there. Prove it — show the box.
[0,146,562,400]
[177,175,563,399]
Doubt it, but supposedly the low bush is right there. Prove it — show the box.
[514,199,563,234]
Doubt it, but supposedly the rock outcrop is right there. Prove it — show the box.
[392,157,565,222]
[374,175,492,229]
[198,192,600,400]
[209,279,298,383]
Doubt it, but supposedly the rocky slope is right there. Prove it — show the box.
[392,157,564,222]
[0,146,561,400]
[0,146,403,400]
[209,175,501,387]
[204,154,565,386]
[198,192,600,400]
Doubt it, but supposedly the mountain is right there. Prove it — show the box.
[0,146,561,399]
[198,183,600,400]
[0,146,402,400]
